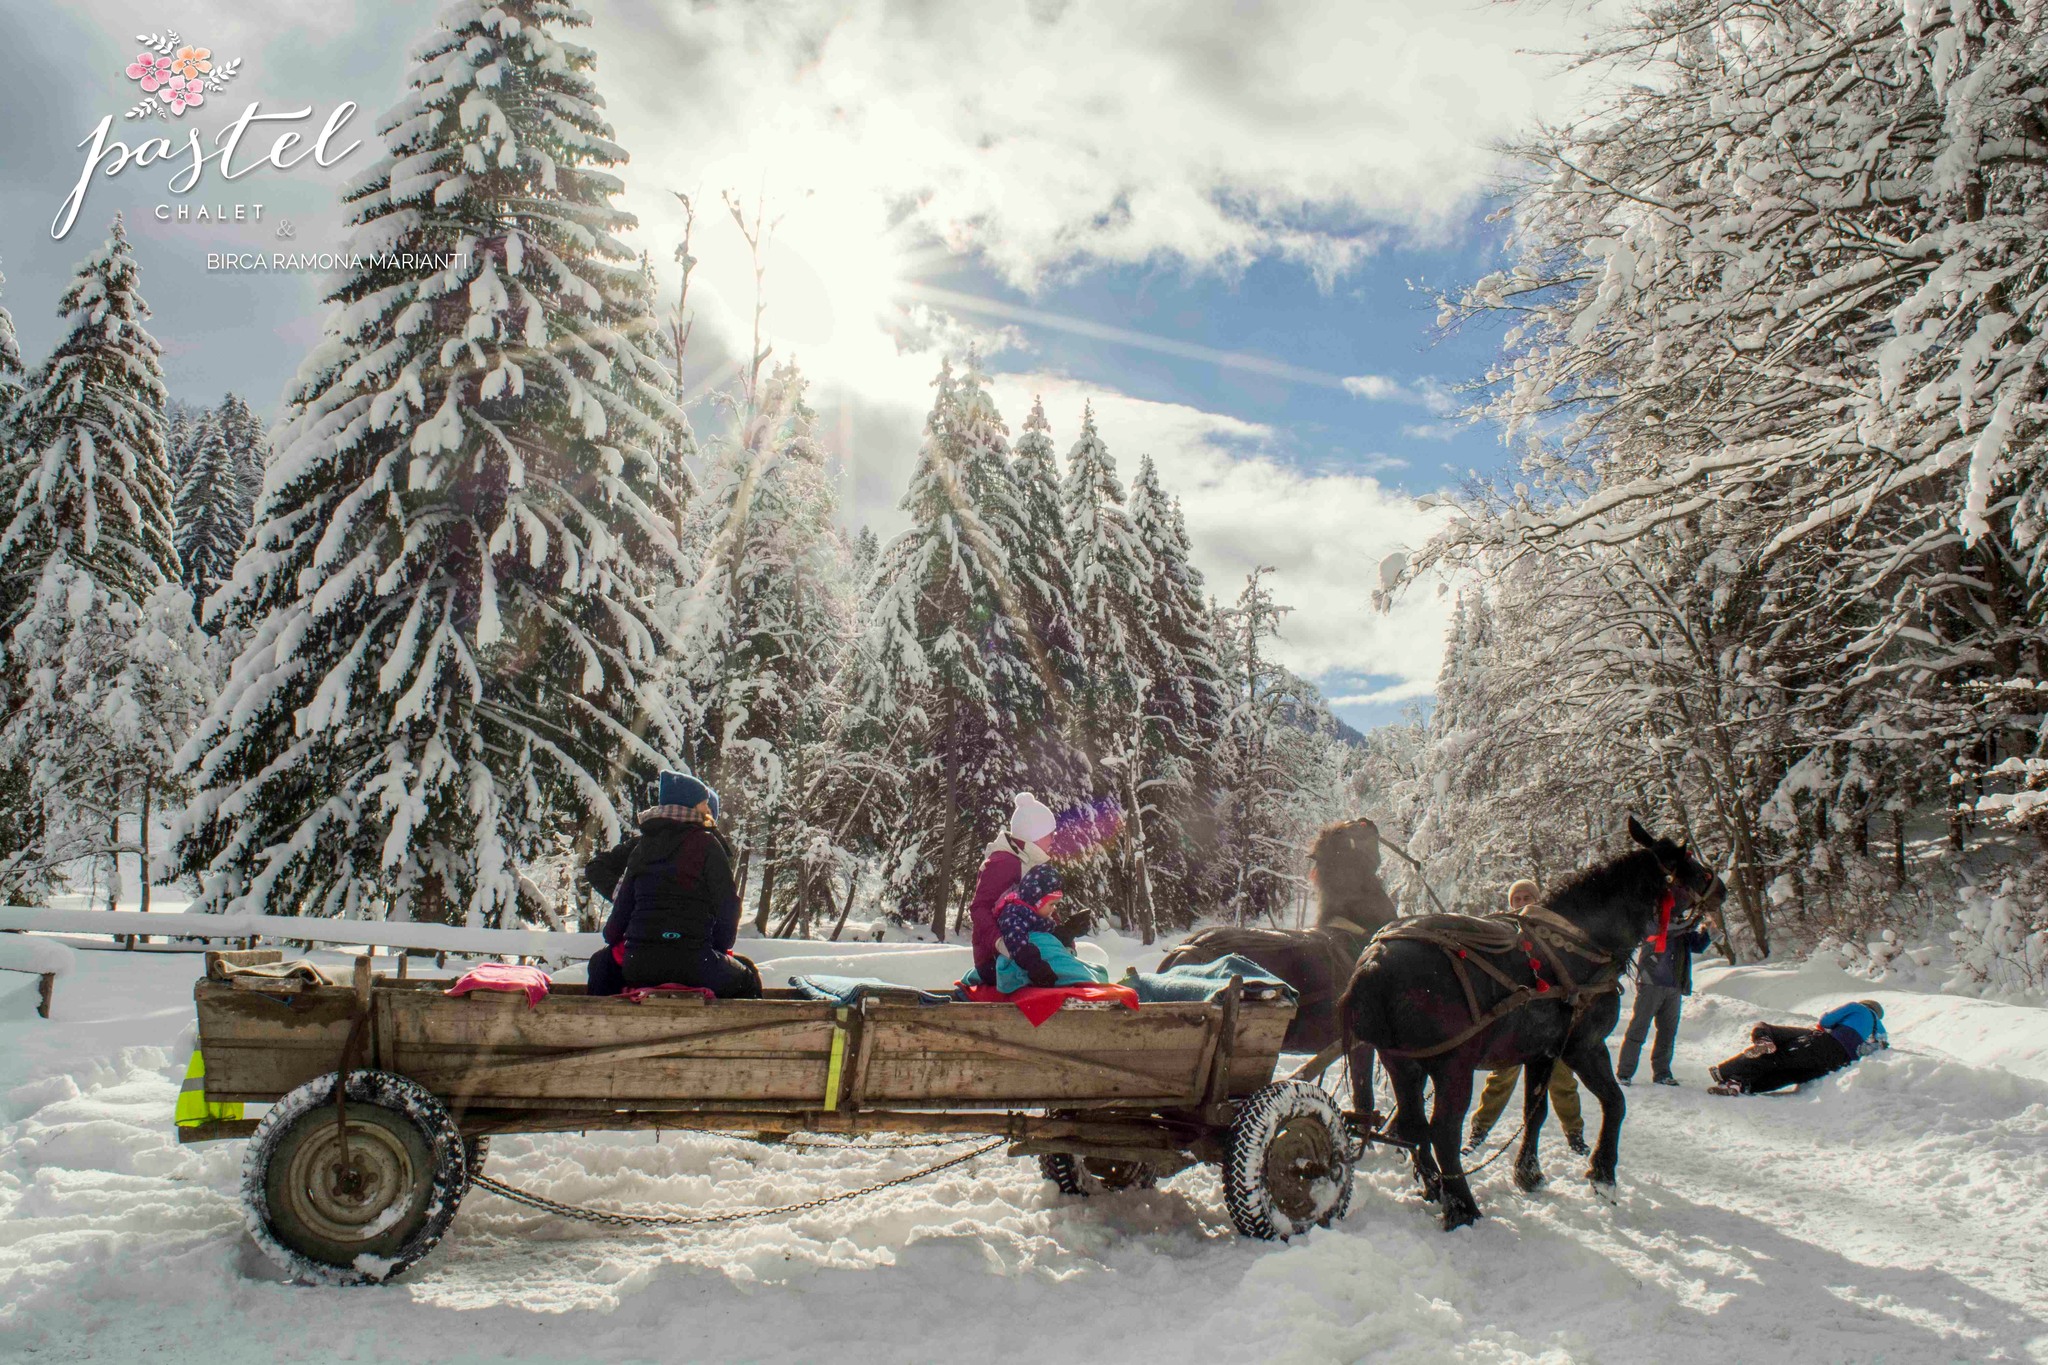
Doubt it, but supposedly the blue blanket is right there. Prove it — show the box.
[787,974,952,1007]
[1125,954,1296,1004]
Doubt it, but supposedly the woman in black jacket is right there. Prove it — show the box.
[583,770,760,998]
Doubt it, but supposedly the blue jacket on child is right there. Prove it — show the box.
[1818,1001,1888,1058]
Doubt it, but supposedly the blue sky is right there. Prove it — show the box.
[0,0,1592,733]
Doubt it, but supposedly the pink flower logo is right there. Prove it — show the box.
[125,53,174,91]
[120,31,239,121]
[158,74,204,115]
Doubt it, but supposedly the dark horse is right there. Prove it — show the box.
[1160,818,1400,1056]
[1341,818,1722,1230]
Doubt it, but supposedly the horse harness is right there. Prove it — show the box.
[1366,906,1625,1060]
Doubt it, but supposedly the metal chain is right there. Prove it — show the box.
[782,1133,979,1151]
[1461,1120,1528,1176]
[469,1138,1006,1229]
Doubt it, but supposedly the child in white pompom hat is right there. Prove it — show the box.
[964,793,1060,988]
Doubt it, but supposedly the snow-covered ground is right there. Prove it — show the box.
[0,941,2042,1362]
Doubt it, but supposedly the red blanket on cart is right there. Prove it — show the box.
[957,981,1141,1027]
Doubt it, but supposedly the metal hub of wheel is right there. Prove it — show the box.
[283,1121,416,1245]
[1264,1116,1337,1222]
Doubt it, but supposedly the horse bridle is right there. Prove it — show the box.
[1649,842,1723,925]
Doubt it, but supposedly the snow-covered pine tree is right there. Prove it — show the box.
[0,217,178,622]
[0,261,25,891]
[1060,404,1161,932]
[164,400,201,487]
[0,258,21,397]
[860,359,1036,936]
[1007,396,1090,804]
[0,216,205,904]
[175,0,687,925]
[1129,458,1230,930]
[1214,567,1307,925]
[674,358,855,931]
[212,393,270,531]
[172,410,244,611]
[946,355,1065,909]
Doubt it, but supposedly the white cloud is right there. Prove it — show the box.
[593,0,1592,312]
[1344,373,1458,415]
[1400,421,1464,442]
[1329,677,1438,707]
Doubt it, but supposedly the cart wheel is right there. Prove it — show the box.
[1224,1080,1355,1240]
[241,1070,467,1285]
[1037,1152,1159,1196]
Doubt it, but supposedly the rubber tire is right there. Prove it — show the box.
[1037,1152,1159,1196]
[463,1134,491,1182]
[1224,1080,1356,1240]
[242,1070,467,1285]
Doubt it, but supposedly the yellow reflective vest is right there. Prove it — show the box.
[174,1050,244,1128]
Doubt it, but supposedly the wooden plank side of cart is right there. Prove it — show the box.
[196,974,1292,1117]
[194,980,366,1103]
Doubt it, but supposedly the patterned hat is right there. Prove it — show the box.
[1017,862,1064,910]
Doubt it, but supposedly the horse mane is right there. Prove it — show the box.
[1543,846,1666,920]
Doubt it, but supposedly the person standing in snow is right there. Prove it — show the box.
[582,770,760,998]
[964,793,1060,989]
[1708,1000,1888,1095]
[1614,904,1715,1086]
[1465,880,1589,1156]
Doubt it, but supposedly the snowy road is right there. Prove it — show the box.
[0,948,2042,1362]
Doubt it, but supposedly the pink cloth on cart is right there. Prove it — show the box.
[444,962,552,1008]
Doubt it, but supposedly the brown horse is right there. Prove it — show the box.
[1158,818,1400,1055]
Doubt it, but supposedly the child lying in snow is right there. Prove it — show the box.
[1708,999,1888,1095]
[971,864,1108,993]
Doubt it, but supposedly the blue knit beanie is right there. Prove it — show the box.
[657,769,714,814]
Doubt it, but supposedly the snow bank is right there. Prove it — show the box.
[1,945,2041,1361]
[0,935,75,977]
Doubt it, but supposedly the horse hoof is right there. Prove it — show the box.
[1513,1164,1545,1193]
[1440,1203,1481,1232]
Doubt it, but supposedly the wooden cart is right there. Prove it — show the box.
[187,950,1359,1283]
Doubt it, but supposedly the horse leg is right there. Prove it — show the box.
[1563,1038,1626,1187]
[1427,1065,1481,1230]
[1345,1041,1379,1128]
[1512,1059,1552,1192]
[1386,1058,1438,1203]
